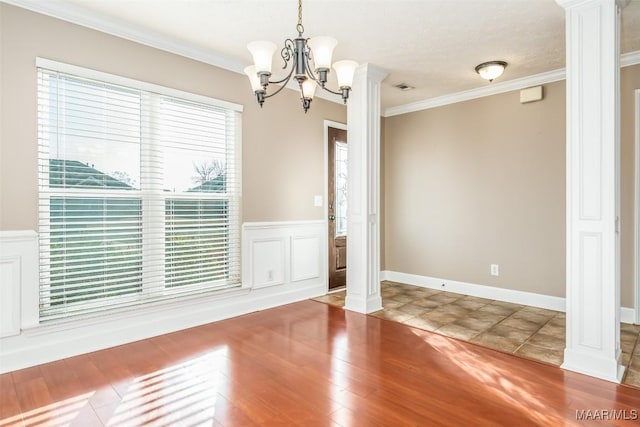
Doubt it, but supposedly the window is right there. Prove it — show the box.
[37,59,242,322]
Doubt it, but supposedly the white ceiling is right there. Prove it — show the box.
[9,0,640,110]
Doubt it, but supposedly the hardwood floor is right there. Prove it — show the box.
[2,300,640,426]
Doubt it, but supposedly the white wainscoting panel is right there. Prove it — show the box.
[291,235,320,282]
[242,221,326,290]
[0,231,38,338]
[0,222,327,374]
[250,238,286,289]
[0,257,21,338]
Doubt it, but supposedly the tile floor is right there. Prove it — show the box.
[314,280,640,388]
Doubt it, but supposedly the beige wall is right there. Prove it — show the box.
[384,65,640,307]
[0,4,346,230]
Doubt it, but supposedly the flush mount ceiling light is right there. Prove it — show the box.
[244,0,358,113]
[475,61,508,82]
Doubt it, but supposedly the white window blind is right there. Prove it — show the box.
[37,61,241,322]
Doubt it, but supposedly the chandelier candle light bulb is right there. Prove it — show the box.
[245,0,357,113]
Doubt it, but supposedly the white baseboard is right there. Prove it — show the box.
[381,270,637,324]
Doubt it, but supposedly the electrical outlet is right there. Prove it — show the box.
[268,269,274,281]
[490,264,499,276]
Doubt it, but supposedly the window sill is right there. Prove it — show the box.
[22,284,249,337]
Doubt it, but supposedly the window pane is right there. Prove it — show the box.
[165,198,231,287]
[160,98,228,193]
[43,72,141,190]
[335,141,348,237]
[45,197,143,307]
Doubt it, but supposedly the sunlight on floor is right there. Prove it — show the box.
[103,349,228,426]
[0,392,94,427]
[410,328,566,425]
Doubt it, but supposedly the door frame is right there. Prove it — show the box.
[634,89,640,323]
[324,120,348,293]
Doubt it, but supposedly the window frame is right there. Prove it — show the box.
[36,58,243,323]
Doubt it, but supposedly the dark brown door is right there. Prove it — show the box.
[328,127,347,290]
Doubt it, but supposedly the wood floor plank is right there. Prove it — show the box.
[0,373,23,427]
[3,300,640,426]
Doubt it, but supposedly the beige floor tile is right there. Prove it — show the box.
[411,298,443,309]
[517,306,559,318]
[470,333,521,353]
[388,293,415,303]
[622,352,632,366]
[398,303,429,316]
[405,288,436,298]
[547,315,566,328]
[621,323,640,334]
[402,316,442,331]
[454,316,502,332]
[629,354,640,371]
[489,301,524,310]
[486,324,535,342]
[515,343,564,366]
[621,330,639,346]
[510,310,554,325]
[451,297,490,311]
[621,338,637,354]
[498,316,546,333]
[536,323,565,338]
[623,368,640,388]
[526,333,565,350]
[477,303,520,317]
[370,309,414,323]
[381,289,402,298]
[435,324,480,341]
[466,310,508,324]
[383,300,407,309]
[420,310,461,325]
[437,304,471,317]
[428,293,462,304]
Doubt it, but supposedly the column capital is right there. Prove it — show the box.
[353,63,389,84]
[555,0,629,10]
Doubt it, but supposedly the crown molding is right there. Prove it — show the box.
[0,0,247,74]
[0,0,345,106]
[3,0,637,112]
[621,50,640,68]
[383,68,566,117]
[384,50,640,118]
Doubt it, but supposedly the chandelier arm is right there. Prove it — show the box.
[279,39,295,70]
[263,72,295,99]
[268,59,296,85]
[318,86,344,96]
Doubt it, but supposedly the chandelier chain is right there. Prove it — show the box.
[298,0,302,27]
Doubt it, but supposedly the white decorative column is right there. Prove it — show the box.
[343,63,388,314]
[556,0,628,382]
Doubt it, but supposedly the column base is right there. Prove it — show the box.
[344,294,383,314]
[562,348,625,383]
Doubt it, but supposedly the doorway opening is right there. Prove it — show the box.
[325,122,348,291]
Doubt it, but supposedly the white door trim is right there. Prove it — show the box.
[635,89,640,324]
[323,120,347,293]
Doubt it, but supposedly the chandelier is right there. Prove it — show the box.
[244,0,358,113]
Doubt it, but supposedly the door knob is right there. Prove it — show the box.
[328,215,336,221]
